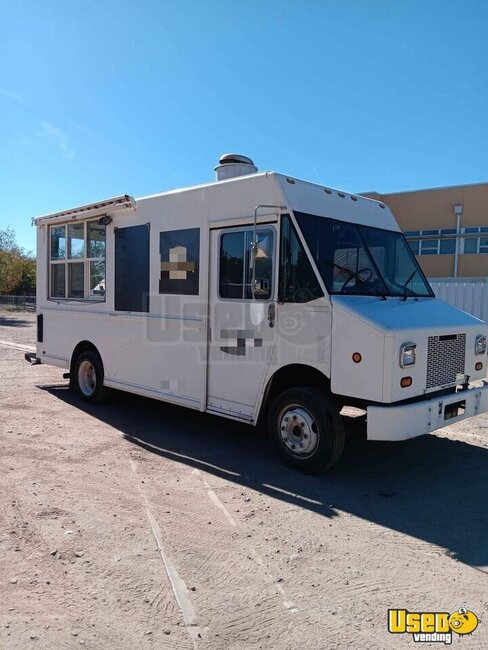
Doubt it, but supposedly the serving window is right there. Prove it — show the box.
[49,220,106,300]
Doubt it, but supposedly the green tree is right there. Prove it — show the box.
[0,227,17,252]
[15,255,36,293]
[0,227,36,294]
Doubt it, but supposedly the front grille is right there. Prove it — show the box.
[426,333,466,390]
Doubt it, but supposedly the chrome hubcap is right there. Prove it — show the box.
[278,405,319,456]
[78,360,96,396]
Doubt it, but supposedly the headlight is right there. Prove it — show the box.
[400,342,416,368]
[475,334,487,355]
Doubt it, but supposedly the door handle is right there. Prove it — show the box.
[268,303,276,328]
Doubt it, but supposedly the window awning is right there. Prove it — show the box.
[33,194,136,226]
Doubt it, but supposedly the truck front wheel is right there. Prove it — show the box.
[71,350,111,404]
[268,387,345,473]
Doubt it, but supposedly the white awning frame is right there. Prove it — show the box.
[33,194,136,226]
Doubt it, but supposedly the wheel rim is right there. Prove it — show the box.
[78,360,96,396]
[278,404,319,457]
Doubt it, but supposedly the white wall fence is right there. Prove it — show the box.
[431,282,488,322]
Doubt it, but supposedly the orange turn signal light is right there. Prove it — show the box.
[400,377,412,388]
[475,362,483,371]
[352,352,362,363]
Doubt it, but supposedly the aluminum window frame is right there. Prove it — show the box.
[462,227,488,254]
[405,228,457,256]
[49,220,106,301]
[217,225,276,302]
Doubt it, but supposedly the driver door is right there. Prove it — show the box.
[207,225,277,420]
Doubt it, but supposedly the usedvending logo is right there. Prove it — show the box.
[388,607,480,644]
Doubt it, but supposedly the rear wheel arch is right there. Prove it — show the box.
[69,341,111,404]
[70,340,102,373]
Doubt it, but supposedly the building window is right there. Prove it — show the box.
[405,225,488,256]
[420,240,439,255]
[439,229,456,254]
[408,241,420,255]
[481,236,488,254]
[404,232,420,255]
[49,220,106,299]
[420,229,440,255]
[219,228,274,300]
[462,227,488,254]
[404,228,456,256]
[439,238,456,254]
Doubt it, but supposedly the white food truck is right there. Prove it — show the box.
[29,154,488,472]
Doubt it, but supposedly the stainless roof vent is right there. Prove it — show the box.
[214,153,258,181]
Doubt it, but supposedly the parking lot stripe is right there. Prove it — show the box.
[192,468,237,528]
[0,339,35,353]
[129,459,202,647]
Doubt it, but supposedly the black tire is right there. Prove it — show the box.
[267,386,345,473]
[71,350,111,404]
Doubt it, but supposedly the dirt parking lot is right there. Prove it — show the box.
[0,309,487,649]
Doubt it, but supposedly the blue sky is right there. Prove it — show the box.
[1,0,487,251]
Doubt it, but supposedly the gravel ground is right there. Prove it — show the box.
[0,309,487,649]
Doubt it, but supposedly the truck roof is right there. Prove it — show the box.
[34,171,398,231]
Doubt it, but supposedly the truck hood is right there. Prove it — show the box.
[330,295,486,335]
[330,295,487,403]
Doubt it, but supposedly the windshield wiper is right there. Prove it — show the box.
[326,261,387,300]
[402,270,418,301]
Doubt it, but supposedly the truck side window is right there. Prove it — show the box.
[49,220,106,300]
[220,231,245,299]
[279,215,323,303]
[219,229,274,300]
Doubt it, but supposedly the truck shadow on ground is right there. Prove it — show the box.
[41,384,488,571]
[0,316,33,327]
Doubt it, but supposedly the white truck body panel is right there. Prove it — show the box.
[34,170,488,441]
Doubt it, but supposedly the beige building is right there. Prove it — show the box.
[363,182,488,280]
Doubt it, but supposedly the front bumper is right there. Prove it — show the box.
[367,381,488,441]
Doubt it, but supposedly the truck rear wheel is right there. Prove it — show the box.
[72,350,111,404]
[268,387,345,473]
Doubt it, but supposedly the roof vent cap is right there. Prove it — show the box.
[215,153,258,181]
